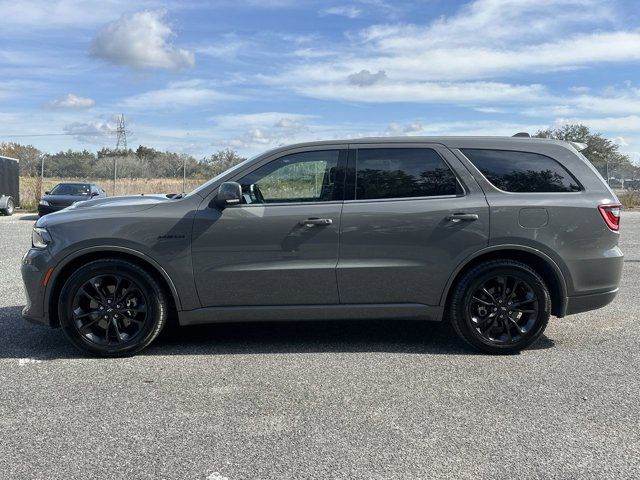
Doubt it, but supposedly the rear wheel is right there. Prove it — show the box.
[448,259,551,354]
[58,259,168,357]
[1,197,14,216]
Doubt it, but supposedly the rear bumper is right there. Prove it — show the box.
[564,288,619,316]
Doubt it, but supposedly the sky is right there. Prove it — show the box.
[1,0,640,162]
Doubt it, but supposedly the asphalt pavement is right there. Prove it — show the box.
[0,211,638,479]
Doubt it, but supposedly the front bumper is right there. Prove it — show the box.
[21,248,55,327]
[37,205,68,217]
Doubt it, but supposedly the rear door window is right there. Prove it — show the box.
[355,148,460,200]
[462,149,581,193]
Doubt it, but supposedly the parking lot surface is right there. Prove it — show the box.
[1,212,639,479]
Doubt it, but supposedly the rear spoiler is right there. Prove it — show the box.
[511,133,588,152]
[570,141,588,152]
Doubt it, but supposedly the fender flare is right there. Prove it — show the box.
[439,244,569,312]
[44,245,183,317]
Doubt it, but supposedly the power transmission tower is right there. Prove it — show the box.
[115,114,128,150]
[113,114,129,196]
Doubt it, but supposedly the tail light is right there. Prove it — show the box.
[598,204,621,231]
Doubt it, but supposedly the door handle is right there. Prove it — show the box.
[299,218,333,227]
[447,213,479,222]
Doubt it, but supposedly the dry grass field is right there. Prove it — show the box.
[619,190,640,208]
[17,176,640,211]
[19,176,208,211]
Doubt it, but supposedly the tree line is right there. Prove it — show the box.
[1,124,638,182]
[0,143,246,179]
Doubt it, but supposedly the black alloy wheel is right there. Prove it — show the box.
[59,259,168,356]
[71,274,148,346]
[467,274,538,345]
[448,259,551,354]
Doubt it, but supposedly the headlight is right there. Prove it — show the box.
[39,200,50,206]
[32,227,51,249]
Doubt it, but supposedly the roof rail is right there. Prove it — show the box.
[512,132,531,138]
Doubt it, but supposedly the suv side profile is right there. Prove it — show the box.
[21,137,623,356]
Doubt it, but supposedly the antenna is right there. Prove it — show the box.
[115,114,128,150]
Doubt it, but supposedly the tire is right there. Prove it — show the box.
[1,197,14,216]
[447,259,551,354]
[58,259,168,357]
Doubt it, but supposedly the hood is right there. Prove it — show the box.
[42,193,90,206]
[69,193,174,210]
[36,193,176,227]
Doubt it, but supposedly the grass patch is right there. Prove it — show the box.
[620,190,640,209]
[19,176,207,212]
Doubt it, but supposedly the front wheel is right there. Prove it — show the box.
[448,259,551,354]
[58,259,168,357]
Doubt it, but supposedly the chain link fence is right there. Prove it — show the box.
[12,148,245,211]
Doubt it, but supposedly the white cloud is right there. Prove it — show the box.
[119,80,235,110]
[264,0,640,103]
[293,81,549,104]
[91,10,195,70]
[212,112,315,129]
[321,5,362,19]
[0,0,163,28]
[348,70,387,86]
[553,115,640,132]
[0,79,45,101]
[48,93,95,109]
[521,86,640,118]
[212,112,315,150]
[196,34,250,60]
[63,117,117,143]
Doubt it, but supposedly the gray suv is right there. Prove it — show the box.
[21,137,623,356]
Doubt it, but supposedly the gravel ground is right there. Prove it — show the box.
[0,211,639,480]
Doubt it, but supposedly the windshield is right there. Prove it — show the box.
[50,183,90,196]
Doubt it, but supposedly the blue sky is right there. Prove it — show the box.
[1,0,640,162]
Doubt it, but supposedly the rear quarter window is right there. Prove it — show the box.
[462,149,581,193]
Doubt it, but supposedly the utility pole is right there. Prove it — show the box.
[114,114,128,196]
[39,155,45,199]
[183,158,187,193]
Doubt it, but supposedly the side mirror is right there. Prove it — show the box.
[91,192,99,197]
[44,191,50,195]
[214,182,242,209]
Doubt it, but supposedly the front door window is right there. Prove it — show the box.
[238,150,341,204]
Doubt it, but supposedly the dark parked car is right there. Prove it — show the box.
[22,137,623,357]
[38,182,107,217]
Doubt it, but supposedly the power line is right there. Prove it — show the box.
[1,132,107,138]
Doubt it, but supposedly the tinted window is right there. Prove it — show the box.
[355,148,459,200]
[462,149,581,193]
[238,150,341,204]
[50,183,90,196]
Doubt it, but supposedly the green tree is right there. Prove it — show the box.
[535,124,632,173]
[202,148,246,177]
[0,142,43,176]
[45,149,97,177]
